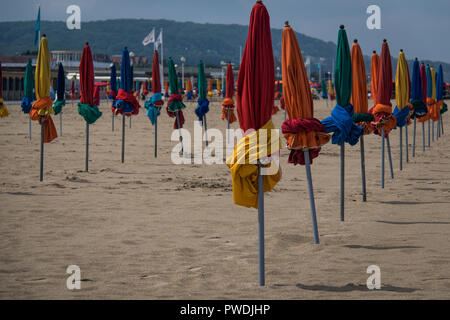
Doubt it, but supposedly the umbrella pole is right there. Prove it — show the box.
[360,135,367,202]
[340,144,344,221]
[437,119,439,140]
[428,120,431,146]
[40,117,44,181]
[112,112,114,132]
[381,129,385,189]
[405,125,409,163]
[154,116,158,158]
[29,117,32,140]
[257,164,265,286]
[412,118,416,157]
[432,120,434,142]
[422,122,425,152]
[60,112,63,136]
[204,115,209,147]
[176,111,183,154]
[284,108,286,121]
[227,109,230,142]
[129,116,132,129]
[399,127,403,171]
[441,114,444,135]
[304,150,320,244]
[122,115,125,163]
[85,122,89,171]
[386,134,394,179]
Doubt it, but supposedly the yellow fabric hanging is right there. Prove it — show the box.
[395,51,409,110]
[0,98,9,118]
[226,119,281,209]
[431,67,436,100]
[34,36,53,116]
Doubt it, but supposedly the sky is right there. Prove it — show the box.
[1,0,449,63]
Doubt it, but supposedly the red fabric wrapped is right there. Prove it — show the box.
[115,88,140,116]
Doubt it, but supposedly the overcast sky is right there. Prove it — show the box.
[1,0,449,63]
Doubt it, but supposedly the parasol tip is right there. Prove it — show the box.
[353,39,358,43]
[285,21,289,27]
[256,0,262,3]
[400,49,403,52]
[383,39,387,43]
[85,42,89,45]
[339,25,344,29]
[42,34,46,37]
[373,50,376,54]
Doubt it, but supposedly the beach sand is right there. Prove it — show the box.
[0,98,449,299]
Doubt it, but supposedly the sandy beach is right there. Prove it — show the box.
[0,98,449,299]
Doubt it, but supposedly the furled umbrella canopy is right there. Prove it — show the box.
[195,60,210,122]
[321,80,328,99]
[166,57,186,128]
[410,59,427,119]
[186,78,193,100]
[53,63,66,115]
[420,63,428,105]
[436,65,447,114]
[78,43,102,124]
[280,23,330,165]
[21,59,34,114]
[108,64,117,100]
[113,47,140,116]
[29,36,57,141]
[322,25,362,146]
[221,62,237,123]
[369,40,396,136]
[370,51,379,106]
[207,79,213,97]
[144,50,164,125]
[351,39,373,134]
[427,66,440,122]
[393,50,411,128]
[227,0,281,208]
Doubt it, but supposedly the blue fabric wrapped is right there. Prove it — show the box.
[114,99,134,113]
[21,96,33,114]
[321,104,363,146]
[144,93,162,125]
[187,91,192,100]
[195,98,209,122]
[393,106,410,128]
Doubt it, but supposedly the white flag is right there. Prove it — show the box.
[142,29,155,46]
[305,56,311,66]
[156,30,162,45]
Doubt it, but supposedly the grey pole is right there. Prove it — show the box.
[399,127,403,170]
[340,144,344,221]
[386,135,394,179]
[60,112,63,136]
[176,111,183,154]
[122,115,125,163]
[428,120,431,146]
[432,120,434,142]
[412,118,416,157]
[227,109,230,142]
[422,122,425,152]
[441,114,444,135]
[257,164,265,286]
[204,115,209,147]
[381,129,385,189]
[85,122,89,171]
[405,125,409,163]
[436,119,439,140]
[360,135,367,202]
[40,117,44,181]
[112,112,114,132]
[29,117,32,140]
[154,116,158,158]
[129,116,132,129]
[304,150,320,244]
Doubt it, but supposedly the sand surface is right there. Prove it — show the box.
[0,98,449,299]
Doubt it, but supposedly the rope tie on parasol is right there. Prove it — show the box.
[144,92,164,125]
[53,98,66,115]
[113,88,140,116]
[0,98,9,118]
[321,103,363,146]
[30,96,57,142]
[221,97,237,123]
[195,98,210,122]
[281,118,330,165]
[78,102,102,125]
[427,98,440,122]
[21,96,33,114]
[226,119,281,209]
[392,105,410,128]
[352,112,374,134]
[108,90,117,100]
[167,93,185,129]
[369,104,397,137]
[440,102,448,114]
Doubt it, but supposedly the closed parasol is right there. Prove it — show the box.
[167,57,186,153]
[21,59,34,139]
[221,62,237,130]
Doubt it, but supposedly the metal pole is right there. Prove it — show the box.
[40,117,44,181]
[386,135,394,179]
[112,112,114,132]
[204,115,209,147]
[154,116,158,158]
[399,127,403,170]
[428,120,431,146]
[422,122,425,152]
[129,116,132,129]
[441,114,444,135]
[227,109,230,142]
[405,125,409,163]
[381,129,385,189]
[412,118,416,157]
[85,122,89,171]
[176,111,183,154]
[432,120,434,142]
[304,150,320,244]
[29,117,32,140]
[122,115,125,163]
[257,164,265,286]
[60,112,63,136]
[360,135,367,202]
[340,144,344,221]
